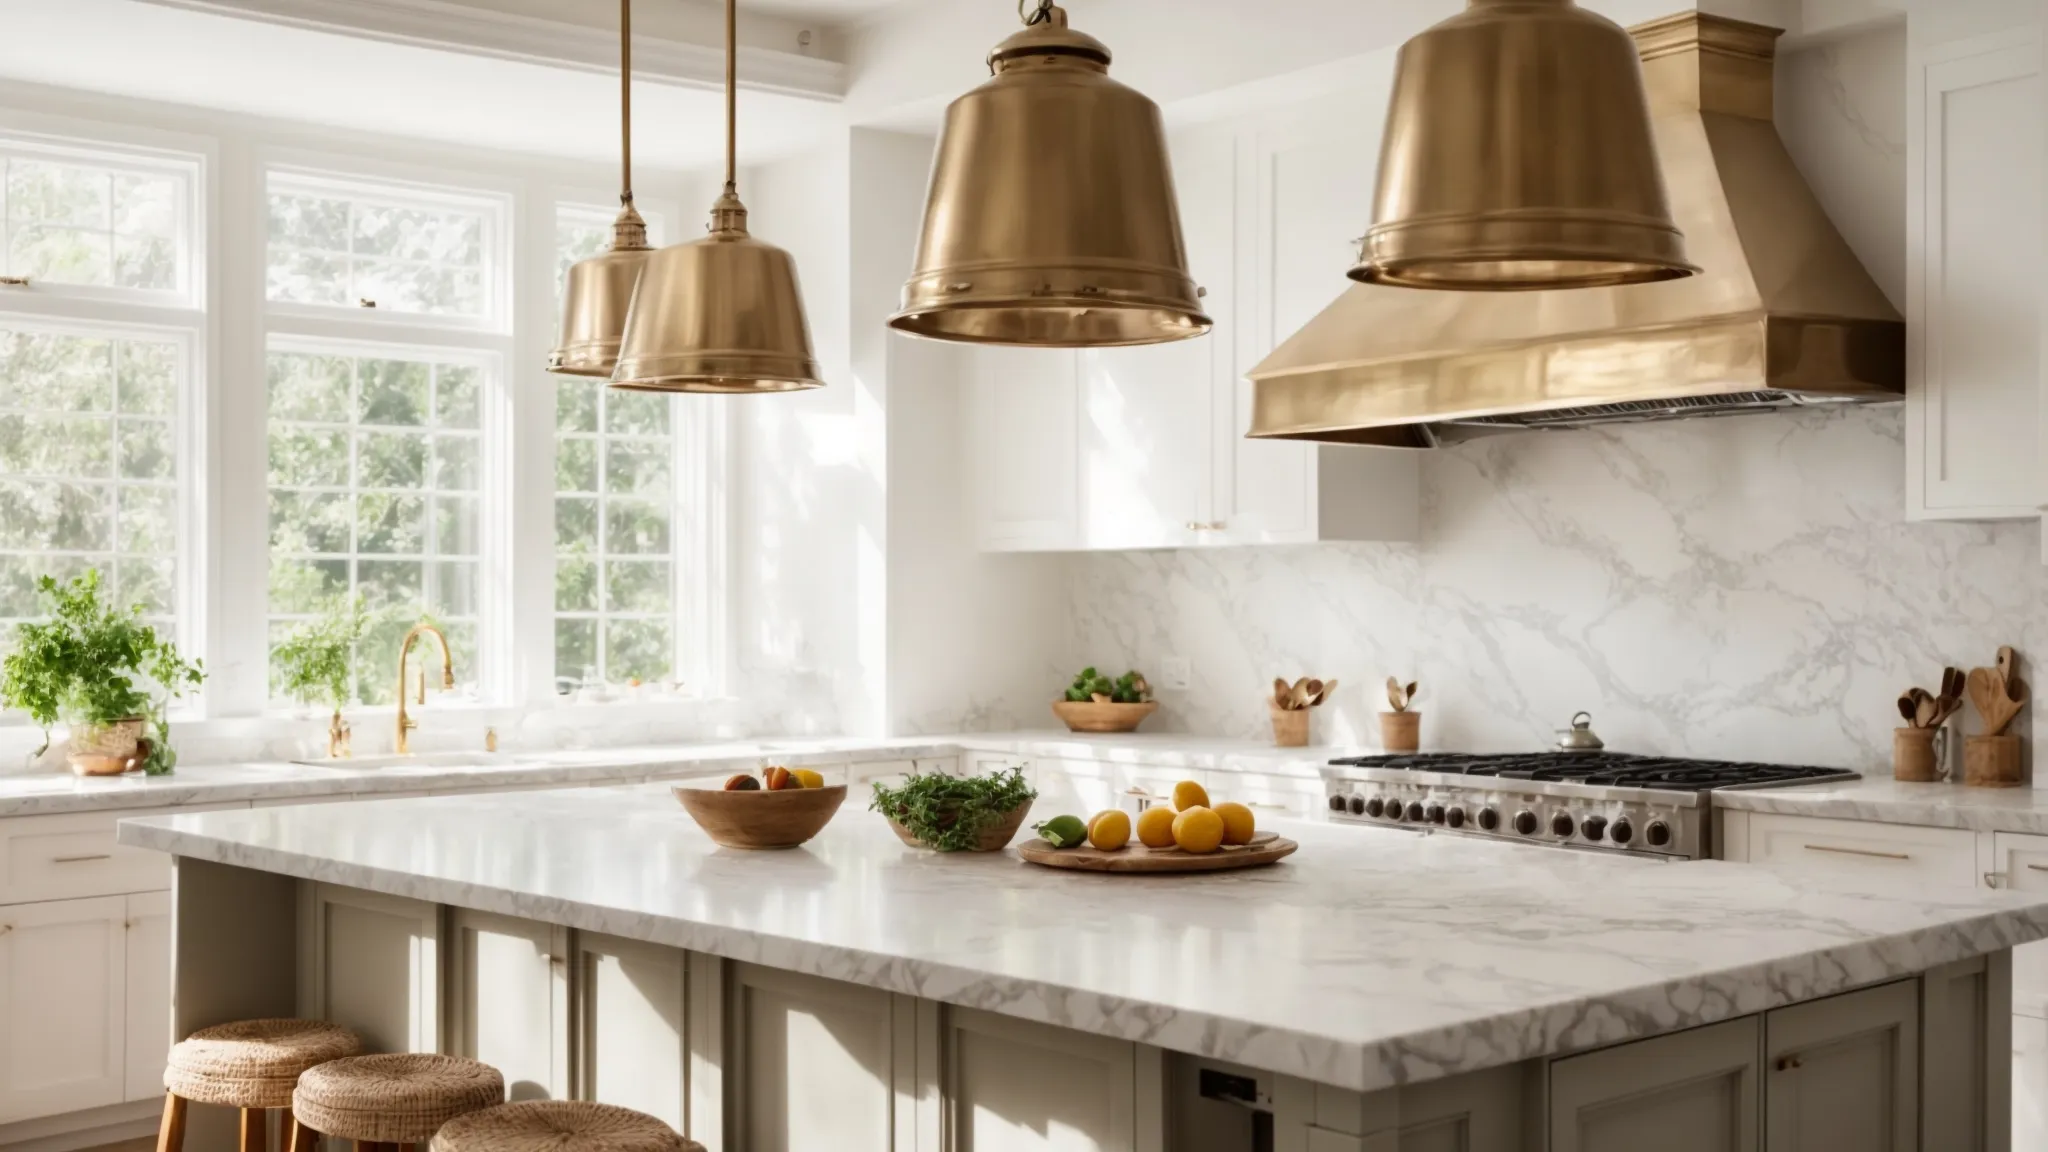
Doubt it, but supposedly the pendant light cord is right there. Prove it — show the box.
[724,0,737,196]
[619,0,634,207]
[1019,0,1053,25]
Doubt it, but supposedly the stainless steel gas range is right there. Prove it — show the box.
[1321,752,1860,860]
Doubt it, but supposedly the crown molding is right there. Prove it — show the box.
[135,0,846,100]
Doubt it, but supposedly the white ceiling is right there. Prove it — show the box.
[0,0,842,171]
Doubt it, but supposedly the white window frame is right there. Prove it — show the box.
[0,129,206,312]
[264,166,513,336]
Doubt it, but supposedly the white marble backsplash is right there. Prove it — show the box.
[1069,407,2043,772]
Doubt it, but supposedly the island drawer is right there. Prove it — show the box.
[0,805,240,906]
[1739,812,1977,888]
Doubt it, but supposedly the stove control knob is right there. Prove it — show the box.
[1328,794,1348,812]
[1513,810,1538,836]
[1647,820,1672,847]
[1348,796,1366,816]
[1384,801,1404,821]
[1477,808,1499,831]
[1406,802,1426,822]
[1425,803,1445,825]
[1363,797,1383,818]
[1581,815,1607,841]
[1551,812,1575,838]
[1446,806,1466,829]
[1609,818,1633,845]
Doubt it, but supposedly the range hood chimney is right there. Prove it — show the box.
[1246,12,1904,449]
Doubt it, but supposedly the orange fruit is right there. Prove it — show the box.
[1087,809,1132,850]
[1171,780,1210,810]
[1172,806,1225,854]
[1213,801,1255,845]
[1135,806,1179,848]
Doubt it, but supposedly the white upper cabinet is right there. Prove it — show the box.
[1906,7,2044,522]
[965,93,1419,553]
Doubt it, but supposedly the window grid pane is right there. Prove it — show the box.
[267,176,493,321]
[267,348,484,705]
[0,151,189,296]
[0,324,183,638]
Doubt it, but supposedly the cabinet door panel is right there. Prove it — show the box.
[448,909,565,1100]
[730,963,901,1152]
[125,889,172,1102]
[0,895,127,1123]
[2017,1013,2048,1152]
[304,884,439,1054]
[1907,31,2043,519]
[1764,980,1918,1152]
[575,933,689,1133]
[1743,813,1977,888]
[946,1006,1138,1152]
[974,349,1080,550]
[1078,345,1205,549]
[1990,831,2048,1015]
[1549,1017,1758,1152]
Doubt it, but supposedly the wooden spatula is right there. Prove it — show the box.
[1969,667,2026,736]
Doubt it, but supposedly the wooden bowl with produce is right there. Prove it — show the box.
[872,766,1037,852]
[1052,666,1157,733]
[673,766,843,850]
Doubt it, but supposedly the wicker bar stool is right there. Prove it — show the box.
[430,1102,702,1152]
[158,1019,362,1152]
[291,1053,505,1152]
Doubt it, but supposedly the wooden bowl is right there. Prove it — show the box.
[886,800,1035,852]
[672,784,847,849]
[1051,700,1158,733]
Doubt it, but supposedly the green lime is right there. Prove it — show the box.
[1035,815,1088,849]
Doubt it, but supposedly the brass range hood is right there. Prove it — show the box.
[1248,12,1904,449]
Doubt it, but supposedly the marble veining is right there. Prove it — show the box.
[122,785,2048,1093]
[1714,773,2048,835]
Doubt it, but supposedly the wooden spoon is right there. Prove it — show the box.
[1913,688,1939,729]
[1385,676,1404,711]
[1290,678,1314,710]
[1300,678,1323,708]
[2001,647,2022,700]
[1273,677,1292,710]
[1311,678,1338,707]
[1897,692,1919,726]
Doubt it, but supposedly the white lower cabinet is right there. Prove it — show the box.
[124,889,172,1103]
[0,895,129,1124]
[1732,811,1978,888]
[1549,1016,1760,1152]
[1989,831,2048,1017]
[943,1006,1153,1152]
[572,932,700,1140]
[301,882,441,1055]
[446,909,568,1101]
[726,963,917,1152]
[1032,758,1119,817]
[1763,981,1918,1152]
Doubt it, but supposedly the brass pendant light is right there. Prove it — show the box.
[1353,0,1699,291]
[888,0,1211,347]
[549,0,653,376]
[610,0,824,392]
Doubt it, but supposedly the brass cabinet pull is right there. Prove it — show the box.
[1801,844,1909,861]
[358,298,378,308]
[1776,1055,1803,1071]
[1245,802,1289,810]
[1184,521,1228,532]
[0,275,29,287]
[51,854,112,864]
[2025,864,2048,874]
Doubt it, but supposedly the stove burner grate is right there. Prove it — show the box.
[1326,751,1855,792]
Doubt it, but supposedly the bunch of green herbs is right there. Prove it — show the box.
[1063,665,1151,704]
[272,594,370,712]
[870,766,1037,852]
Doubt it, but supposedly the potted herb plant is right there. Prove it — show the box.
[272,594,369,759]
[871,766,1037,852]
[1051,665,1157,733]
[1,571,204,776]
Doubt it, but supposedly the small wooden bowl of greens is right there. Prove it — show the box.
[873,766,1037,852]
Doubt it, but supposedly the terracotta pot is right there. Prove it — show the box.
[1964,734,2023,789]
[1269,703,1309,748]
[1379,710,1421,752]
[672,784,846,849]
[1893,727,1941,782]
[888,800,1035,852]
[68,717,146,777]
[1051,700,1158,733]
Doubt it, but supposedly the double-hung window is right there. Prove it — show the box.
[262,167,508,706]
[0,133,203,650]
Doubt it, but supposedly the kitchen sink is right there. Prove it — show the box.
[287,751,517,770]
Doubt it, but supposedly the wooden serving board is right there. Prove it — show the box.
[1016,830,1297,873]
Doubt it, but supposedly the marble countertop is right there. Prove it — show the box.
[120,784,2048,1093]
[0,731,1349,818]
[1712,773,2048,834]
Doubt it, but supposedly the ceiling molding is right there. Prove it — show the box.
[135,0,846,100]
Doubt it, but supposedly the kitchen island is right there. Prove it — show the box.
[122,783,2048,1152]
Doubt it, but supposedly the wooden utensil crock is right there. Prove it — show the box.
[1379,711,1420,753]
[1893,727,1941,782]
[1964,734,2023,788]
[1269,703,1309,748]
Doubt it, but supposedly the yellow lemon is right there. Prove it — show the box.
[1172,806,1225,854]
[1213,801,1255,846]
[792,769,824,789]
[1087,809,1132,851]
[1171,780,1210,811]
[1135,806,1179,848]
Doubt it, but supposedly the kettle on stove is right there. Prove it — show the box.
[1554,712,1606,751]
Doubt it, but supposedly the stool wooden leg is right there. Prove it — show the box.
[155,1093,188,1152]
[286,1117,316,1152]
[240,1107,268,1152]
